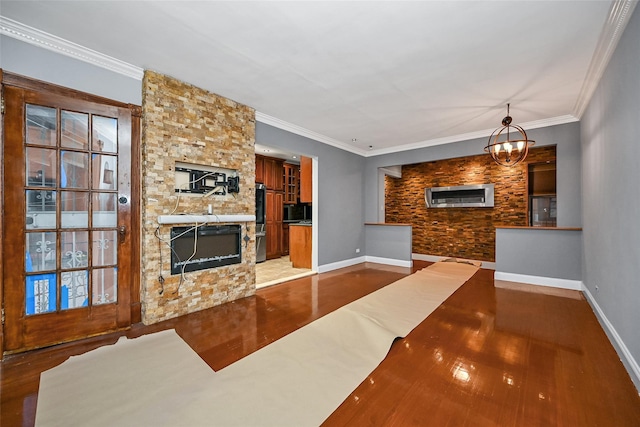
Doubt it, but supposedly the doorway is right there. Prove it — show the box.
[254,144,317,287]
[1,73,140,354]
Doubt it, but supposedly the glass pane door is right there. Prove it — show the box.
[24,105,119,315]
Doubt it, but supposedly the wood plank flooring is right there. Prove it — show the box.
[1,261,639,426]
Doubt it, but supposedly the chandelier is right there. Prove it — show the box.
[484,104,535,167]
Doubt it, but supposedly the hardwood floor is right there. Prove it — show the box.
[2,261,639,426]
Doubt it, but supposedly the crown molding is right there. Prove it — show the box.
[0,16,143,80]
[255,112,368,157]
[573,0,638,119]
[258,110,579,159]
[364,115,579,157]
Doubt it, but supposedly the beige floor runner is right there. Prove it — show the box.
[36,261,479,427]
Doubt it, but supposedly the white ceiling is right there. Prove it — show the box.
[0,1,633,156]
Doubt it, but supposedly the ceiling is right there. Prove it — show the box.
[0,1,633,156]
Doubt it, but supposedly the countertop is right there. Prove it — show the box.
[364,222,412,226]
[496,226,582,231]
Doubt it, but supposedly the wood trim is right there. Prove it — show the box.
[0,68,4,357]
[129,104,142,323]
[1,71,133,109]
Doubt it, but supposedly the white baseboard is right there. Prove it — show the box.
[582,285,640,392]
[317,256,366,273]
[364,256,412,268]
[494,271,583,291]
[413,253,495,270]
[317,255,413,273]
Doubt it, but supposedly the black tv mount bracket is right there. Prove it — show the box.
[175,167,240,195]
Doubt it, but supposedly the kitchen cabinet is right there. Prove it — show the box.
[282,223,290,255]
[289,224,312,269]
[265,157,284,191]
[255,154,284,191]
[283,163,299,203]
[255,155,265,183]
[300,156,312,203]
[265,190,283,259]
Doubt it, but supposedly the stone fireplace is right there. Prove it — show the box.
[141,70,256,324]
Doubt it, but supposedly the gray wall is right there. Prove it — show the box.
[495,228,582,280]
[365,225,412,264]
[0,35,142,105]
[580,7,640,387]
[364,122,582,228]
[255,123,367,267]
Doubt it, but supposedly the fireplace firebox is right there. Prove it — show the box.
[171,225,241,274]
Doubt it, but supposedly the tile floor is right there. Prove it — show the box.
[255,256,315,288]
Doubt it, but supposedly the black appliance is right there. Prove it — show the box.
[284,204,312,221]
[170,225,241,274]
[255,183,266,262]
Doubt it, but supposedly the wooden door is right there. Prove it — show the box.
[2,75,136,353]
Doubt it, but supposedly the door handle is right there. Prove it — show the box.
[119,225,126,243]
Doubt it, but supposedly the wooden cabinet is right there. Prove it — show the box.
[289,225,312,269]
[300,155,312,203]
[282,223,290,256]
[265,190,283,259]
[255,154,284,191]
[283,163,299,204]
[265,157,284,191]
[255,155,265,183]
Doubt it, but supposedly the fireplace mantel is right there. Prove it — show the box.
[158,214,256,225]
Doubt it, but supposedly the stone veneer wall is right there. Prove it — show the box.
[385,146,556,262]
[141,71,256,324]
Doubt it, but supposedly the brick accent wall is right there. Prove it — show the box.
[385,146,556,262]
[141,71,256,324]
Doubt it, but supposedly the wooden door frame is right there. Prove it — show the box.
[0,70,141,357]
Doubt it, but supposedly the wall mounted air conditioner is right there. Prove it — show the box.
[425,184,495,208]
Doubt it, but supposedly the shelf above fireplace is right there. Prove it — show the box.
[158,214,256,225]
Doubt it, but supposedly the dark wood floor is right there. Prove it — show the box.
[2,261,639,426]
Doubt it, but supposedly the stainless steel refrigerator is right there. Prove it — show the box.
[255,183,266,262]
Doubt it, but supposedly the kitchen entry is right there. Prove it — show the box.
[255,146,316,287]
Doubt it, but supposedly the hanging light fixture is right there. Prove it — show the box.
[484,103,535,167]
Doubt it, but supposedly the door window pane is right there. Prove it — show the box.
[93,193,117,227]
[26,232,57,272]
[60,151,89,188]
[92,268,117,305]
[92,116,117,153]
[26,105,56,147]
[61,191,89,228]
[61,111,89,149]
[61,151,89,189]
[26,190,56,230]
[61,231,89,269]
[26,273,57,315]
[61,270,89,310]
[26,147,56,187]
[92,230,117,266]
[92,154,117,190]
